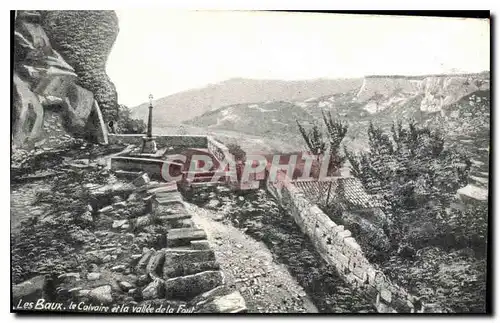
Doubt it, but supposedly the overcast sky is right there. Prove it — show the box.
[106,11,490,107]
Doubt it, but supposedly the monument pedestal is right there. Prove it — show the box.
[141,136,158,154]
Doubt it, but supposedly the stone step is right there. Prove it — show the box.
[156,191,183,199]
[190,240,211,250]
[147,182,178,194]
[164,270,224,301]
[163,249,218,279]
[155,192,184,205]
[166,228,207,247]
[136,249,155,272]
[154,203,186,216]
[113,169,143,179]
[163,249,215,266]
[158,213,191,223]
[189,181,225,188]
[167,261,220,280]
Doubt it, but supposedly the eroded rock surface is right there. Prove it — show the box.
[13,10,111,148]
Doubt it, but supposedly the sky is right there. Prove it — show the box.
[106,11,490,107]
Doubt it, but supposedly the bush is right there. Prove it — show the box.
[116,104,146,134]
[226,143,246,162]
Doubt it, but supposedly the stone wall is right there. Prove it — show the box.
[206,136,238,184]
[108,134,208,149]
[267,178,421,313]
[110,157,165,180]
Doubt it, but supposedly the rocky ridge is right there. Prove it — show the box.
[12,10,116,149]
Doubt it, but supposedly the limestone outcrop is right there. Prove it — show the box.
[356,73,490,114]
[12,10,113,148]
[41,10,120,121]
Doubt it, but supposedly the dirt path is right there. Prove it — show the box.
[187,203,318,313]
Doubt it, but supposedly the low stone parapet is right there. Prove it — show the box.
[267,177,424,313]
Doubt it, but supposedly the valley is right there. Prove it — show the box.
[135,73,490,194]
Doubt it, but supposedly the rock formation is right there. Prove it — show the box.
[12,10,116,148]
[356,73,490,113]
[41,10,120,121]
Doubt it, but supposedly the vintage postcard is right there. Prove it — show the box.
[11,10,490,314]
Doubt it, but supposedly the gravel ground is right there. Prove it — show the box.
[10,181,51,234]
[188,203,319,313]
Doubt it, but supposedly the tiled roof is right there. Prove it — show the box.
[332,177,382,209]
[293,177,382,210]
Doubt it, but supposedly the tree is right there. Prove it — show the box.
[345,120,472,248]
[116,104,147,134]
[296,120,326,156]
[227,143,246,162]
[297,110,349,173]
[322,110,348,170]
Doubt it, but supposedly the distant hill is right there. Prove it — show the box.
[182,74,490,187]
[130,78,362,126]
[185,100,316,149]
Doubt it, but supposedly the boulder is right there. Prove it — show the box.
[81,211,93,223]
[88,285,113,304]
[196,291,247,313]
[98,205,113,214]
[41,10,120,121]
[119,281,133,292]
[12,73,44,146]
[12,275,45,303]
[58,272,81,282]
[142,279,165,300]
[189,285,228,306]
[133,172,150,187]
[87,273,101,281]
[134,214,154,229]
[136,249,155,272]
[136,274,152,288]
[146,250,166,277]
[164,271,224,300]
[77,289,91,298]
[112,219,129,229]
[111,265,126,272]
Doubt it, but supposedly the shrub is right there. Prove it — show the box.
[116,104,146,134]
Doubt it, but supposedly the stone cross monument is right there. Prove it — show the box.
[140,94,158,154]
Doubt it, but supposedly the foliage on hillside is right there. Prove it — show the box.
[116,104,147,134]
[345,121,475,248]
[342,120,487,313]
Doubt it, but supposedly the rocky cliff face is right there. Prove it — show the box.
[12,10,117,148]
[42,10,120,121]
[356,73,490,113]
